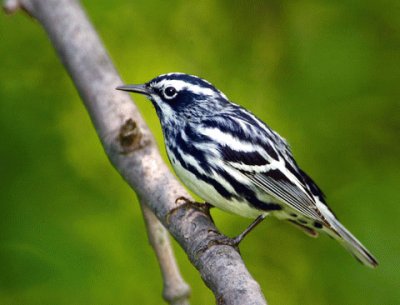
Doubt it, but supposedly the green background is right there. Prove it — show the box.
[1,0,399,304]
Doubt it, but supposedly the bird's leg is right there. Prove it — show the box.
[209,214,267,251]
[174,196,214,216]
[231,214,266,245]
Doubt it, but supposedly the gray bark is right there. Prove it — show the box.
[3,0,267,304]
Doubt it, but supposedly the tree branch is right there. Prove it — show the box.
[3,0,267,304]
[141,203,191,305]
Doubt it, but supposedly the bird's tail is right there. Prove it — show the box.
[325,217,378,268]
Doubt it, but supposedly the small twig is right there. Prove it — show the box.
[141,203,191,305]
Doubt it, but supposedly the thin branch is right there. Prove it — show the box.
[141,203,191,305]
[3,0,267,304]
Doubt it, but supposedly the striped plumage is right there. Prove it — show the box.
[117,73,378,268]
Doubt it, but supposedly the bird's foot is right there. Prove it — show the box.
[167,196,214,225]
[207,234,241,253]
[174,196,213,217]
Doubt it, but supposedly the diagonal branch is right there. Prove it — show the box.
[3,0,267,304]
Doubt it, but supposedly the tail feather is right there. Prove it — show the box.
[326,218,378,268]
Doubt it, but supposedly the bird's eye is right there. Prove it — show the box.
[163,86,177,99]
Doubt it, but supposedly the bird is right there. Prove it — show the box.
[116,72,378,268]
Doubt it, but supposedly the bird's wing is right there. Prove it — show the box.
[199,110,327,222]
[243,170,323,220]
[222,145,324,221]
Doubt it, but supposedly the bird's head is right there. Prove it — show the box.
[117,73,229,123]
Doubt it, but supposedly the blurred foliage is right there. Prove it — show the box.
[1,0,399,304]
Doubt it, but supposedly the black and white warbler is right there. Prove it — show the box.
[117,73,378,268]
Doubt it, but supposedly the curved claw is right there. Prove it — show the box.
[174,196,213,216]
[207,235,241,253]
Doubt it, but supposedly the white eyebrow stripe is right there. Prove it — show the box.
[153,79,219,97]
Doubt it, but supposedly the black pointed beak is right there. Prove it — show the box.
[116,84,153,95]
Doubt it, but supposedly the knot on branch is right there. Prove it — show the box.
[118,118,145,153]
